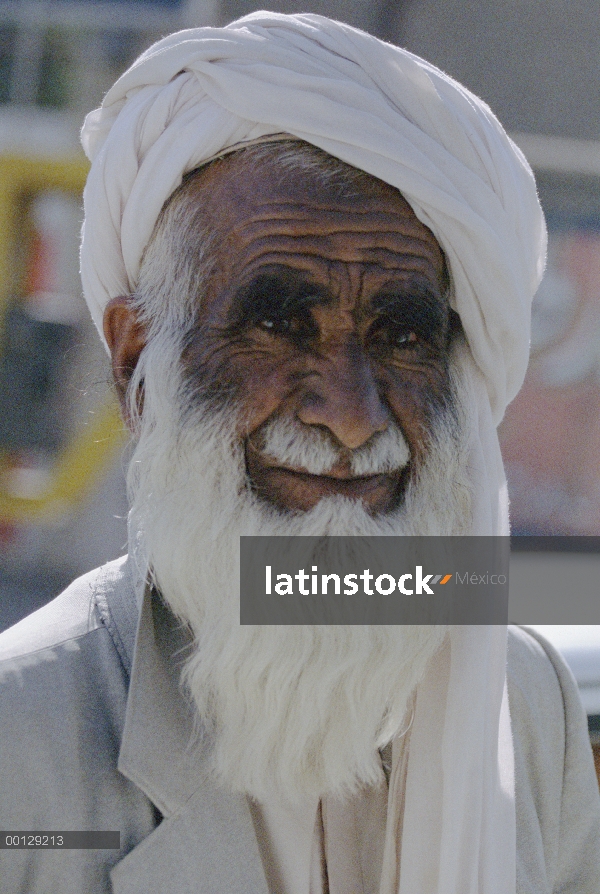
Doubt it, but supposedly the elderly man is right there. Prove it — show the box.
[1,12,599,894]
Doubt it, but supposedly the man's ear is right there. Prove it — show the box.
[103,296,147,427]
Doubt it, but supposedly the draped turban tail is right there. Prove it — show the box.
[80,12,547,894]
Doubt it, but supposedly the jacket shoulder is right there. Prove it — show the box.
[507,625,600,893]
[507,624,566,709]
[0,555,130,663]
[0,556,155,893]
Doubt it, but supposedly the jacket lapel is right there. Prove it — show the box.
[110,781,269,894]
[109,583,268,894]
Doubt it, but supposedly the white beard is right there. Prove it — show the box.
[128,334,473,803]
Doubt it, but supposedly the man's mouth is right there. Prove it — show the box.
[245,444,410,513]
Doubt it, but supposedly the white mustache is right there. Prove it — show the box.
[258,416,411,477]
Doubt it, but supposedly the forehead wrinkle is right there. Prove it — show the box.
[216,237,446,310]
[192,167,448,320]
[222,230,445,277]
[224,211,445,276]
[229,196,429,221]
[182,147,443,242]
[185,164,446,280]
[229,206,441,242]
[320,265,448,316]
[229,248,335,283]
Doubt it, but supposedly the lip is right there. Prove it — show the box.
[246,444,409,513]
[265,464,392,492]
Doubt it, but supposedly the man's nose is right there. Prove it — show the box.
[297,342,389,450]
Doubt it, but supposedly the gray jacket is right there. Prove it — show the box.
[0,556,599,893]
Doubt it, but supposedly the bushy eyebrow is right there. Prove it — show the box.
[225,270,448,345]
[227,271,331,328]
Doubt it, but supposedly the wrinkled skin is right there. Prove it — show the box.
[105,151,455,515]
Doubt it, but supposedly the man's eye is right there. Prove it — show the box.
[393,330,418,347]
[259,318,286,331]
[374,324,420,351]
[257,314,316,338]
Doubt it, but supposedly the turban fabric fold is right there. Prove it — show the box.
[80,13,547,894]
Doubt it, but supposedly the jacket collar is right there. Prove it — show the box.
[108,564,268,894]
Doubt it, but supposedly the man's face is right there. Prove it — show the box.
[178,154,451,515]
[115,147,469,800]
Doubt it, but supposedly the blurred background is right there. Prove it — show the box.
[0,0,599,775]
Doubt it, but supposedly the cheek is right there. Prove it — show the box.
[183,337,303,432]
[235,362,301,432]
[380,363,451,461]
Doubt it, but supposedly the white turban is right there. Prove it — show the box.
[80,12,547,894]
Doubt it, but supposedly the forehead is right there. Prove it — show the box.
[178,148,447,290]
